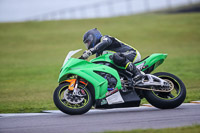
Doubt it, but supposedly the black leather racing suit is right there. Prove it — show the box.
[90,35,139,68]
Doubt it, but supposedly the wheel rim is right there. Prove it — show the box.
[58,84,90,109]
[152,75,181,100]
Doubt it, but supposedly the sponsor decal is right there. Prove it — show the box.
[106,91,124,105]
[105,88,118,97]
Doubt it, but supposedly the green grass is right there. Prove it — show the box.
[0,13,200,113]
[103,125,200,133]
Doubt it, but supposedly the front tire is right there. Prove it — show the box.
[144,72,186,109]
[53,83,93,115]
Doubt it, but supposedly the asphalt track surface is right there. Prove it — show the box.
[0,104,200,133]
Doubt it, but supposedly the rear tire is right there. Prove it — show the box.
[144,72,186,109]
[53,83,93,115]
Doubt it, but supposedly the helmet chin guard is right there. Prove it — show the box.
[83,28,102,49]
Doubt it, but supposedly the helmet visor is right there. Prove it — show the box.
[84,34,93,49]
[84,41,91,49]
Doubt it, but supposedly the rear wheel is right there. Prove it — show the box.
[144,72,186,109]
[53,82,93,115]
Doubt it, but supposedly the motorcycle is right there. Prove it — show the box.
[53,49,186,115]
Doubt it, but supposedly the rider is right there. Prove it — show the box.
[82,28,143,82]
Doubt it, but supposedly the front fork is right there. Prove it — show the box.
[73,77,80,96]
[65,77,87,96]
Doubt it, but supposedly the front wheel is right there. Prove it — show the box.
[53,82,93,115]
[144,72,186,109]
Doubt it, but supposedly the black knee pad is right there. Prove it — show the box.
[112,53,127,67]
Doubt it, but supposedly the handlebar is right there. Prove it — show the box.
[79,55,85,59]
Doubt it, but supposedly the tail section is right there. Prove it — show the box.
[135,53,167,74]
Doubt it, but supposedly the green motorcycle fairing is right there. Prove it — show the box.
[58,58,121,100]
[90,53,167,72]
[58,53,167,100]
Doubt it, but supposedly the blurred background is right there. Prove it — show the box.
[0,0,200,22]
[0,0,200,113]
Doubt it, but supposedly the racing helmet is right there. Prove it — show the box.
[83,28,102,49]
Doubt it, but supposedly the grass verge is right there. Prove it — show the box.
[103,125,200,133]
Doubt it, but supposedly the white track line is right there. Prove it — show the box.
[0,103,199,117]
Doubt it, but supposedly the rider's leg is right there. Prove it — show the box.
[112,52,143,82]
[125,61,143,82]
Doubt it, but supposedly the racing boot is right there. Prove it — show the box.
[126,62,144,84]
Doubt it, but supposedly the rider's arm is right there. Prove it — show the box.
[90,36,112,54]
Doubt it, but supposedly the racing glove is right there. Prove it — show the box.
[82,50,92,59]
